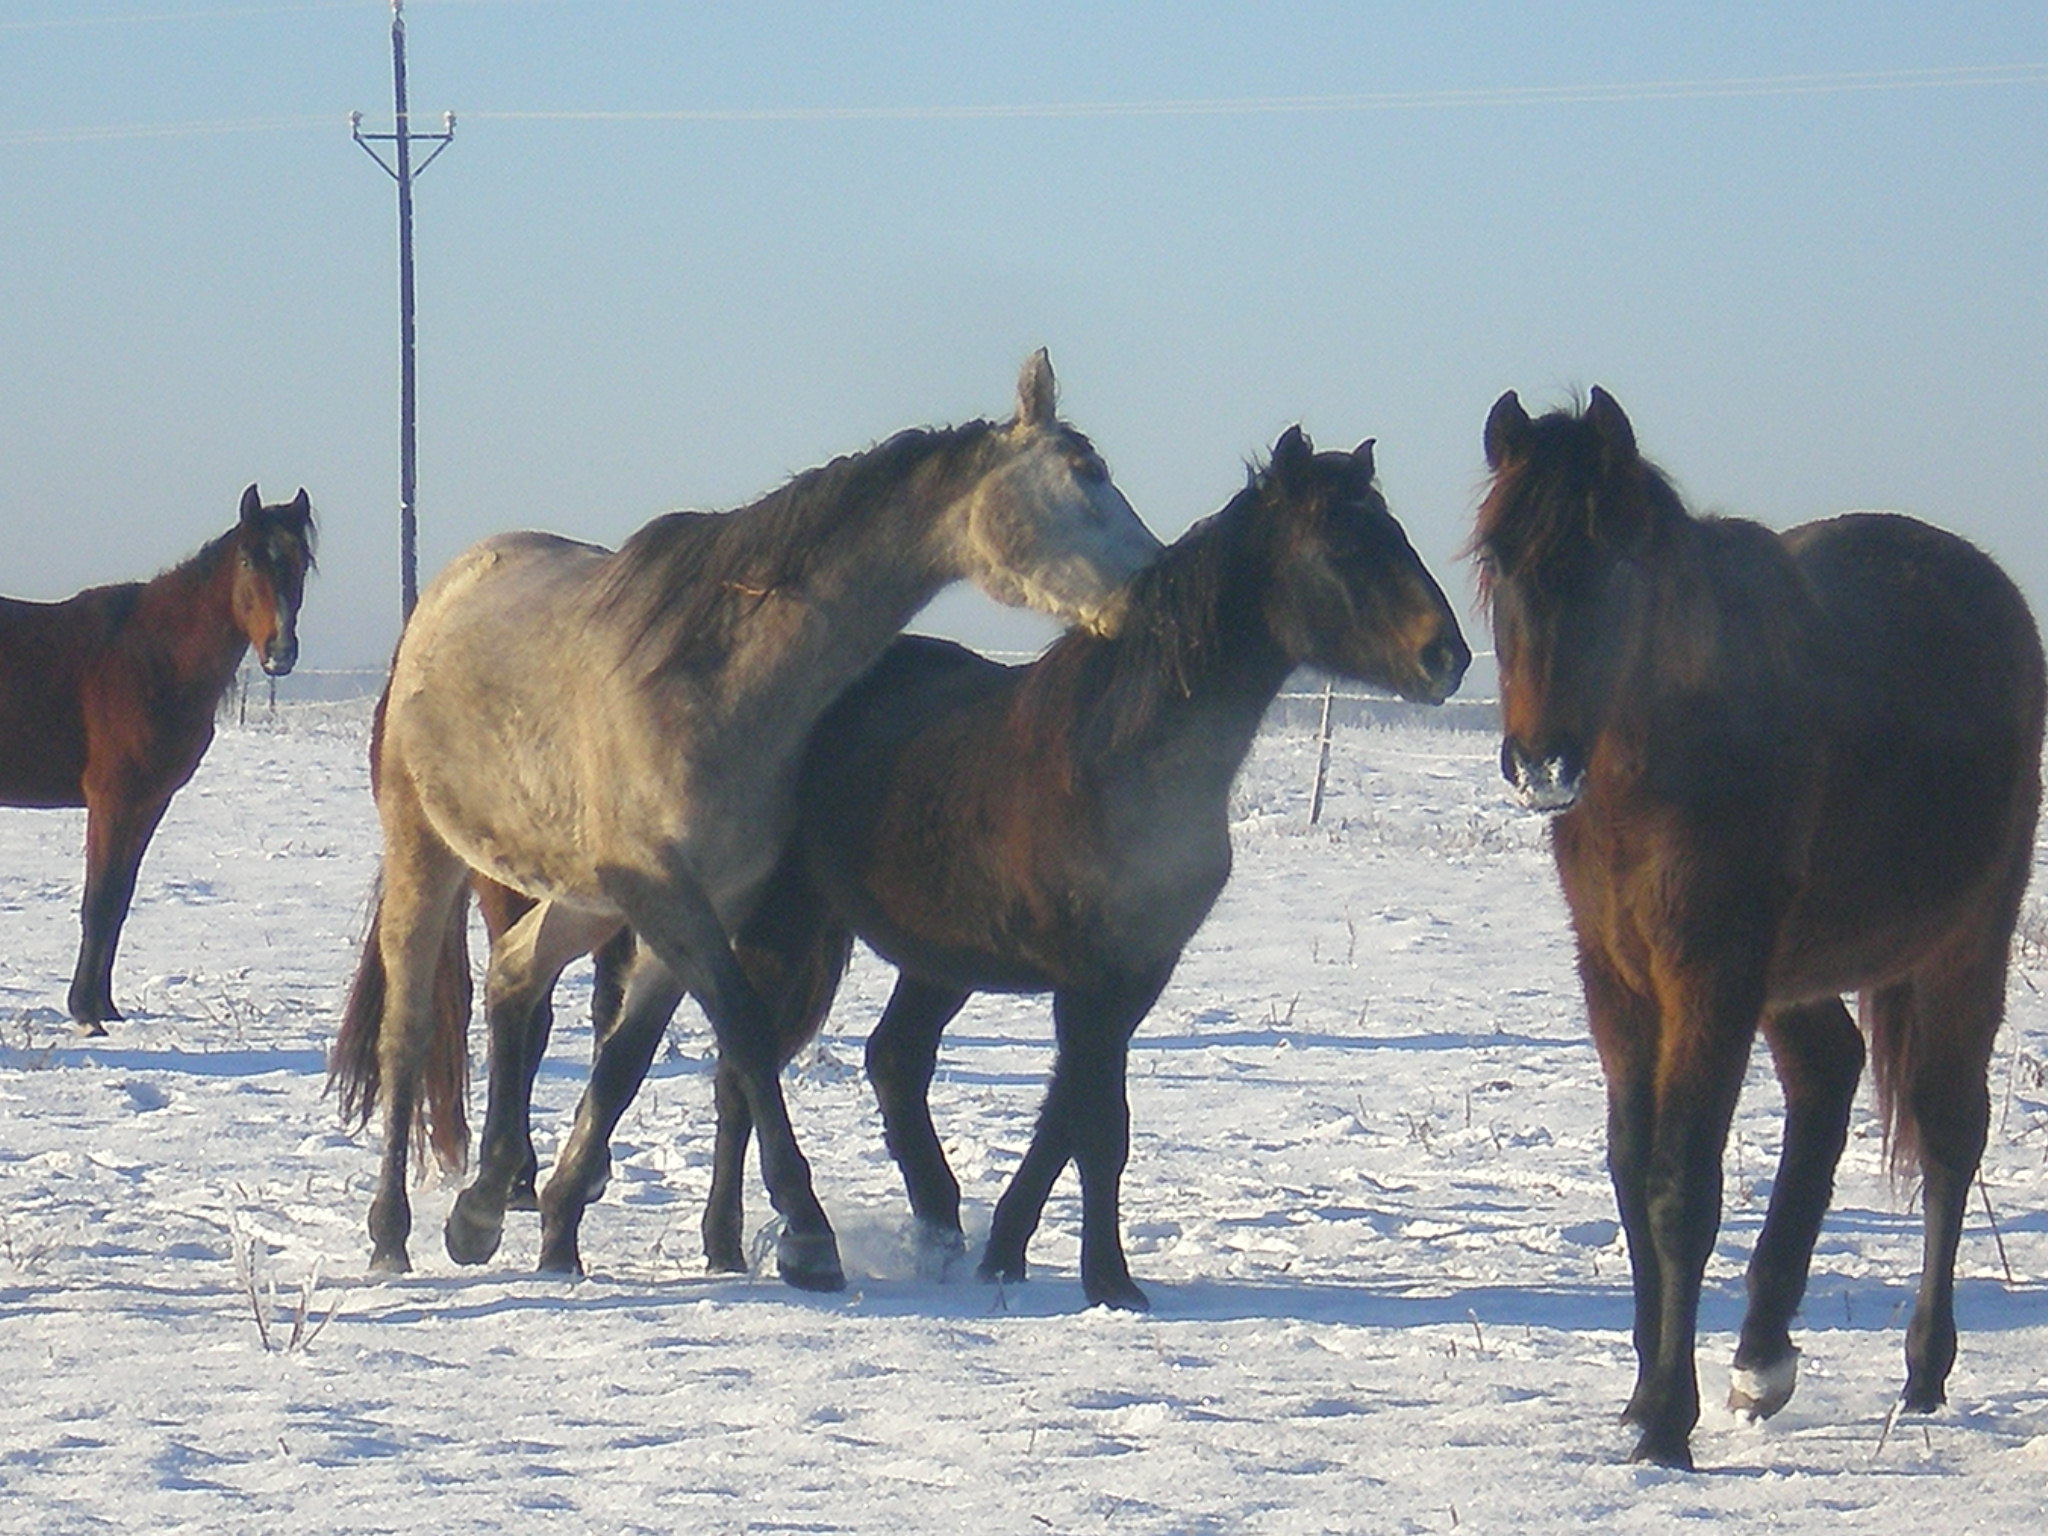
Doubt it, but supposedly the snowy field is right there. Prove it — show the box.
[3,694,2046,1535]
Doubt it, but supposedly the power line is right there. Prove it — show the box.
[6,61,2046,146]
[0,4,352,30]
[469,63,2048,124]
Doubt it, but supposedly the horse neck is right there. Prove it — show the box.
[1606,518,1807,736]
[131,533,252,696]
[1055,501,1292,781]
[711,427,1007,724]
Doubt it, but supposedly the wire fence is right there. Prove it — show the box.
[229,661,1502,732]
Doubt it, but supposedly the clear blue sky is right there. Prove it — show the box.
[3,2,2044,671]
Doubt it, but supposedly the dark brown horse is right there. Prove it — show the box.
[0,485,315,1032]
[1474,388,2043,1469]
[696,427,1468,1308]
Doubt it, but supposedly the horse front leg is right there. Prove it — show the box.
[68,792,171,1031]
[1578,948,1664,1426]
[1062,973,1168,1310]
[537,951,686,1275]
[1733,998,1864,1420]
[866,975,972,1263]
[981,971,1166,1310]
[1623,969,1761,1470]
[581,864,843,1291]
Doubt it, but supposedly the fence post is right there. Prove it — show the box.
[1308,677,1335,826]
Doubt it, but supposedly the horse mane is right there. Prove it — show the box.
[599,420,1001,672]
[1470,399,1688,609]
[1016,463,1270,756]
[149,503,319,605]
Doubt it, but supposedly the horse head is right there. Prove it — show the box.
[231,484,317,676]
[1473,387,1669,812]
[954,349,1160,635]
[1256,426,1469,704]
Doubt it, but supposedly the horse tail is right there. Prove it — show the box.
[1864,842,2039,1183]
[1864,980,1924,1183]
[329,878,392,1135]
[420,886,475,1173]
[330,670,475,1171]
[327,877,474,1173]
[735,847,853,1068]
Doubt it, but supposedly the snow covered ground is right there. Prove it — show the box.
[3,695,2046,1534]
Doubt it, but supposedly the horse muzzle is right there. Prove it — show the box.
[259,633,299,677]
[1406,631,1472,706]
[1501,737,1583,813]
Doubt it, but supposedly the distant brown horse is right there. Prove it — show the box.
[1474,388,2043,1469]
[0,485,315,1032]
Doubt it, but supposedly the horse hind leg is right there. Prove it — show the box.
[365,801,472,1273]
[866,975,972,1268]
[446,901,616,1266]
[1872,948,2004,1414]
[1732,997,1865,1421]
[706,883,851,1274]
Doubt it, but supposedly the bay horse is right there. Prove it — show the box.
[696,427,1468,1308]
[329,351,1159,1287]
[0,484,315,1033]
[1474,388,2044,1468]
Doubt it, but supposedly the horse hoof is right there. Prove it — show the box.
[1901,1382,1947,1415]
[506,1185,540,1214]
[913,1220,966,1280]
[368,1246,411,1276]
[1087,1277,1151,1313]
[536,1245,583,1277]
[977,1254,1027,1287]
[444,1197,506,1266]
[1627,1429,1695,1472]
[1729,1350,1798,1422]
[74,1019,109,1040]
[703,1223,748,1273]
[776,1231,846,1293]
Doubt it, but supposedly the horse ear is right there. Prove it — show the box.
[1015,348,1057,428]
[1352,438,1376,479]
[1483,392,1531,471]
[239,484,262,523]
[1271,425,1312,481]
[1586,387,1637,473]
[291,488,311,516]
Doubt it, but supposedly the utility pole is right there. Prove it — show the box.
[353,0,454,622]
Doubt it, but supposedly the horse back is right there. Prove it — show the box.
[1773,513,2044,989]
[790,638,1081,991]
[0,586,136,806]
[798,633,1237,993]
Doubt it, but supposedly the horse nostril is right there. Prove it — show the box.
[1419,634,1470,698]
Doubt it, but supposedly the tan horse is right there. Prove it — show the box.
[332,352,1159,1286]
